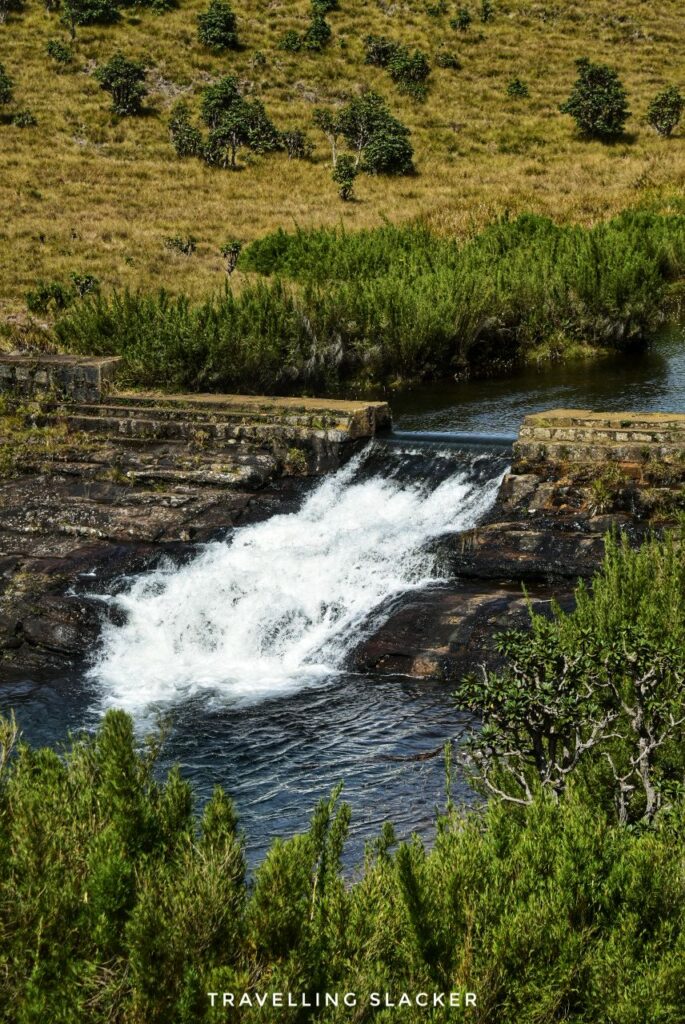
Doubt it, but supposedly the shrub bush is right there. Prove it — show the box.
[647,85,684,138]
[450,7,472,30]
[46,38,73,66]
[332,153,357,200]
[0,63,13,107]
[168,101,202,157]
[196,0,238,52]
[55,212,685,394]
[95,54,147,116]
[480,0,494,22]
[12,109,36,127]
[219,239,241,274]
[164,235,197,255]
[200,77,280,168]
[363,33,401,67]
[281,127,313,160]
[3,530,685,1024]
[387,47,431,101]
[338,91,414,174]
[507,76,529,98]
[435,50,461,70]
[277,29,302,52]
[560,57,630,139]
[61,0,118,38]
[303,10,331,51]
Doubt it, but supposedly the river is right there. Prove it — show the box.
[2,330,684,866]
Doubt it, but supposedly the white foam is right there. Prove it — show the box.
[89,454,502,711]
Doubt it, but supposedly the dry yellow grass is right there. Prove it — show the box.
[1,0,683,330]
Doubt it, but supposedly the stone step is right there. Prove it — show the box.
[514,439,685,467]
[38,412,346,445]
[524,409,685,432]
[108,392,391,439]
[519,424,685,445]
[53,401,352,431]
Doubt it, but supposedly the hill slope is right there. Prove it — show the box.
[0,0,683,326]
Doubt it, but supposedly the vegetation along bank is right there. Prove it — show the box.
[2,531,685,1022]
[51,212,685,394]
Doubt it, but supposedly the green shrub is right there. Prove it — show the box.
[450,7,472,30]
[164,235,197,255]
[219,239,241,275]
[435,50,461,70]
[338,91,414,175]
[507,76,529,98]
[198,76,280,168]
[12,108,36,127]
[0,0,24,21]
[647,85,684,138]
[168,101,202,158]
[3,559,685,1024]
[560,57,630,139]
[363,33,401,67]
[95,53,147,117]
[0,62,13,107]
[303,10,331,51]
[387,47,431,101]
[46,38,73,66]
[26,279,74,314]
[277,29,302,52]
[332,153,357,200]
[480,0,494,22]
[54,212,685,393]
[61,0,118,38]
[281,127,313,160]
[196,0,238,52]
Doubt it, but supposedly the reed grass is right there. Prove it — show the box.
[55,211,685,393]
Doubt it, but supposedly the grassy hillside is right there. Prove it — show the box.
[0,0,683,331]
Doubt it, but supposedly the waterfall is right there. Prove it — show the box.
[89,445,505,711]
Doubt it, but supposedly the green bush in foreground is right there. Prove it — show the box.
[2,532,685,1022]
[55,211,684,394]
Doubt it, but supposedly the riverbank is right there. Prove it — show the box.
[25,212,684,395]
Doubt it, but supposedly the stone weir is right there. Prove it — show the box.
[356,409,685,681]
[0,354,389,675]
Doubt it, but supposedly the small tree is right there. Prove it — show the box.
[364,34,401,68]
[169,101,202,157]
[647,85,684,138]
[387,48,431,101]
[560,57,630,139]
[95,54,147,117]
[480,0,494,22]
[197,0,239,52]
[0,63,13,107]
[219,240,242,275]
[303,10,331,51]
[312,107,341,165]
[450,7,471,30]
[201,79,279,168]
[281,128,313,160]
[61,0,118,39]
[0,0,24,24]
[332,154,357,200]
[338,91,414,174]
[46,39,73,67]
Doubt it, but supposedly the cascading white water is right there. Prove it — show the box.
[90,450,503,711]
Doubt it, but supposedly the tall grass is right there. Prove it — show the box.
[55,211,685,394]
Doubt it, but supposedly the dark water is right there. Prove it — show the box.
[2,329,684,867]
[393,329,685,432]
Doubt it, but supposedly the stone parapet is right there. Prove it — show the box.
[0,354,121,404]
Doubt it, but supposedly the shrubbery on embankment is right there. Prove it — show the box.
[54,211,685,394]
[2,530,685,1022]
